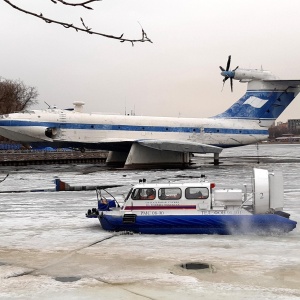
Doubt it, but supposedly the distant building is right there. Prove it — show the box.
[269,119,300,141]
[276,121,288,129]
[288,119,300,131]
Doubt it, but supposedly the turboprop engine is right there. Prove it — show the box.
[220,55,277,91]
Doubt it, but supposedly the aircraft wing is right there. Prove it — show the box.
[92,139,134,152]
[136,139,223,154]
[93,138,222,154]
[263,80,300,87]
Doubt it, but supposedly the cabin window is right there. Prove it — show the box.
[158,188,181,200]
[131,188,156,200]
[185,187,209,199]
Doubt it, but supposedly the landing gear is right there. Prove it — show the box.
[214,153,220,165]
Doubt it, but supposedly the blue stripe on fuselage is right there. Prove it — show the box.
[0,120,268,135]
[203,128,267,135]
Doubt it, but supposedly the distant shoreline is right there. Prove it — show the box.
[262,141,300,144]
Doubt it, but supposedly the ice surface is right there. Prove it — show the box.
[0,144,300,299]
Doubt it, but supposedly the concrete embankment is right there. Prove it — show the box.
[0,150,108,166]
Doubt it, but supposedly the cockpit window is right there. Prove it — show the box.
[131,188,156,200]
[185,187,209,199]
[124,188,133,202]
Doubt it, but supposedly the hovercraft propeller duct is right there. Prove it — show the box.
[220,55,238,92]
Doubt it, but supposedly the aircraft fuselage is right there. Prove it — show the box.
[0,109,268,150]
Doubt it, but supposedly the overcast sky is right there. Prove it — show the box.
[1,0,300,122]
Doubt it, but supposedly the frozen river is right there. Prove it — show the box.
[0,144,300,299]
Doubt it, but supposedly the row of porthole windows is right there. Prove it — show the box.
[87,126,201,131]
[85,126,243,134]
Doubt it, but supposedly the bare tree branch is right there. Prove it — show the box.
[3,0,153,45]
[50,0,101,10]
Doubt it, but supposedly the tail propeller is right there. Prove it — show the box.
[220,55,238,92]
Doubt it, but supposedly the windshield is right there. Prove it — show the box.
[124,188,133,202]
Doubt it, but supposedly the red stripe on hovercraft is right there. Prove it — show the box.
[124,205,196,210]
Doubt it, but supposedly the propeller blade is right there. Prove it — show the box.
[223,76,229,83]
[221,55,235,92]
[226,55,231,71]
[221,82,225,92]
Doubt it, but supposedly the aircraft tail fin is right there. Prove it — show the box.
[54,178,70,191]
[214,80,300,121]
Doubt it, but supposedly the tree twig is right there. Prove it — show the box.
[50,0,101,10]
[3,0,152,45]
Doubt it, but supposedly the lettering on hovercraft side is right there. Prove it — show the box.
[201,210,243,215]
[141,211,165,215]
[146,201,180,206]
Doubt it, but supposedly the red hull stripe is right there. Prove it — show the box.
[124,205,196,210]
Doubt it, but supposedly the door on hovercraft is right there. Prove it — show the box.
[253,168,269,214]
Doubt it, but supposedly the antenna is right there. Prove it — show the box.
[256,143,260,164]
[44,101,51,108]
